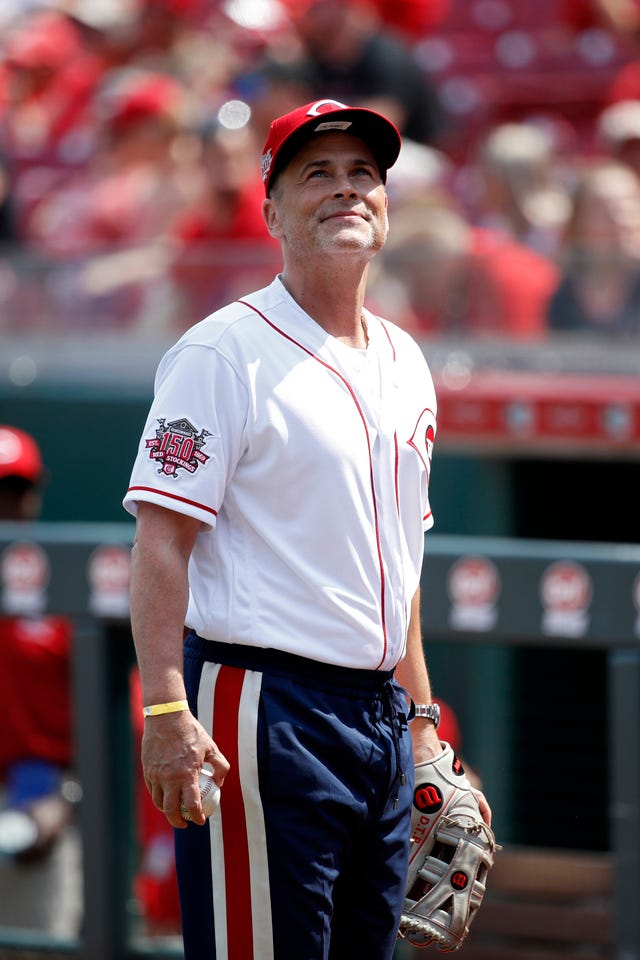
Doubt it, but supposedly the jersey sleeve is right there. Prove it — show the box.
[123,342,248,528]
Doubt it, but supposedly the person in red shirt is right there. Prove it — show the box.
[0,427,73,841]
[277,0,444,144]
[0,426,81,934]
[0,426,189,934]
[371,197,558,339]
[28,68,193,258]
[169,118,282,323]
[0,10,106,238]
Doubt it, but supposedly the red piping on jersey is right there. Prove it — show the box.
[393,432,400,514]
[378,317,397,362]
[127,485,218,517]
[380,317,403,520]
[237,298,389,668]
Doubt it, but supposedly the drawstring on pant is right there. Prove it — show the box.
[381,680,408,810]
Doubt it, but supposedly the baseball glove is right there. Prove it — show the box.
[398,742,499,952]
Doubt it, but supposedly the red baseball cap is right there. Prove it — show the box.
[0,427,43,484]
[4,12,82,71]
[98,70,184,137]
[261,98,402,195]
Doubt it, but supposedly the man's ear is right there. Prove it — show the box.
[263,197,283,239]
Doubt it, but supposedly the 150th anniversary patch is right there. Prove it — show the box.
[145,418,211,477]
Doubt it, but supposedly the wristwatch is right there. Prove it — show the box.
[413,702,441,727]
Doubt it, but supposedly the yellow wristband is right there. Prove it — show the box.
[142,699,189,718]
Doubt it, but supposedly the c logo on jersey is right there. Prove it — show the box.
[145,417,211,478]
[408,408,436,479]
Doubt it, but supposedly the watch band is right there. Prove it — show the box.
[412,702,441,727]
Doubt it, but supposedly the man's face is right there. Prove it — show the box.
[263,132,389,260]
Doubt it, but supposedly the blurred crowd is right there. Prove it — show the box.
[1,0,640,339]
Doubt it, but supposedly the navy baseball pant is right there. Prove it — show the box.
[175,631,414,960]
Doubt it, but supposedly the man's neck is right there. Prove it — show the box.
[280,259,370,347]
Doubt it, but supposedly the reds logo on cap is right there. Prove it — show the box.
[260,99,402,195]
[308,99,350,116]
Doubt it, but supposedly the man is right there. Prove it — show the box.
[0,426,72,816]
[282,0,443,144]
[0,425,80,935]
[124,99,489,960]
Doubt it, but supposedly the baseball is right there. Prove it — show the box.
[180,766,221,821]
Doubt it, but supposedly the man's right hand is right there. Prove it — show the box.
[142,709,229,827]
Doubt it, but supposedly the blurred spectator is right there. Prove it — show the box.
[470,223,561,337]
[566,0,640,104]
[114,0,211,69]
[28,67,196,256]
[465,122,572,257]
[235,57,316,147]
[0,425,81,935]
[371,196,558,339]
[169,116,281,321]
[279,0,444,144]
[0,425,195,937]
[370,199,471,336]
[385,136,453,211]
[596,98,640,176]
[189,1,301,123]
[547,159,640,335]
[0,9,106,238]
[24,67,200,330]
[172,119,267,243]
[97,0,240,108]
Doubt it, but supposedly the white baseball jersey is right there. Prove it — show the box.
[123,276,437,671]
